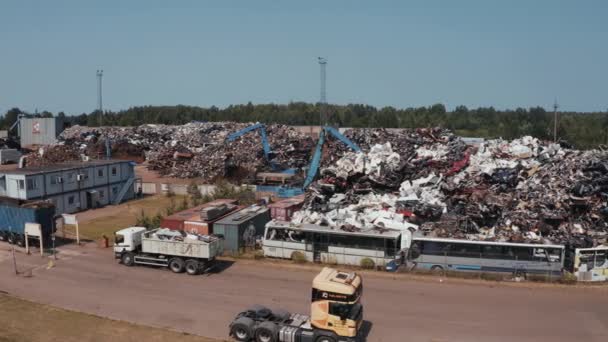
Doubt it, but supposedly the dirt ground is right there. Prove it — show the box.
[135,164,208,185]
[1,241,606,342]
[0,294,220,342]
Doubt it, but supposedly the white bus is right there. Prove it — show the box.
[570,246,608,282]
[262,222,403,269]
[408,237,565,277]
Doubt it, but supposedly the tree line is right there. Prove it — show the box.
[1,103,607,148]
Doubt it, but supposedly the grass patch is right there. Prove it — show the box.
[0,294,219,342]
[62,195,187,241]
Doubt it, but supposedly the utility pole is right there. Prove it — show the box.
[9,226,18,275]
[97,69,103,127]
[318,57,327,126]
[553,99,559,142]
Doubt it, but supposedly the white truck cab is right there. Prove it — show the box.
[114,227,147,255]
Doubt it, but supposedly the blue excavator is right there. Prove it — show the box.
[226,123,278,170]
[226,123,361,197]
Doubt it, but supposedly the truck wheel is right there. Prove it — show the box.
[316,336,336,342]
[185,260,199,275]
[16,235,25,248]
[255,321,278,342]
[121,252,135,266]
[169,258,185,273]
[231,317,254,341]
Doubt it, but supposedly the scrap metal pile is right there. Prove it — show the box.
[28,122,314,180]
[294,129,608,248]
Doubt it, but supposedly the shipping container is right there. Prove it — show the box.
[160,199,237,230]
[183,205,244,235]
[268,195,305,221]
[213,206,271,254]
[0,202,56,245]
[0,149,21,164]
[18,117,66,147]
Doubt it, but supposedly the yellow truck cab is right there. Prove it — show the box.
[229,267,363,342]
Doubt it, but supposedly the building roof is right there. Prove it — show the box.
[1,159,134,176]
[162,199,238,222]
[266,221,402,239]
[215,205,269,226]
[267,195,305,209]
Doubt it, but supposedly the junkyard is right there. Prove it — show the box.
[3,2,608,341]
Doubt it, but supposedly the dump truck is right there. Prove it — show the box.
[229,267,363,342]
[113,227,223,275]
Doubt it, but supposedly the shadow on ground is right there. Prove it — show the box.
[359,320,373,341]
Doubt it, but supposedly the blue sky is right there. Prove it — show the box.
[1,0,606,114]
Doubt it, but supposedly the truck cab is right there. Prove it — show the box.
[229,267,363,342]
[113,227,146,257]
[310,267,363,339]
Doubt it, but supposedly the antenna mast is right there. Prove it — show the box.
[318,57,327,126]
[97,69,103,126]
[553,99,559,142]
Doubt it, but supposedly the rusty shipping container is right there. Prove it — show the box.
[268,195,305,221]
[160,199,237,231]
[183,205,244,235]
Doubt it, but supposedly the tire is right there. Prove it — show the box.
[431,265,444,275]
[255,321,278,342]
[121,252,135,266]
[0,231,7,242]
[185,259,199,275]
[316,336,336,342]
[169,257,185,273]
[7,233,16,245]
[515,269,528,279]
[231,317,255,342]
[16,235,25,248]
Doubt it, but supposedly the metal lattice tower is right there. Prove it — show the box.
[318,57,327,125]
[553,99,559,142]
[97,69,103,126]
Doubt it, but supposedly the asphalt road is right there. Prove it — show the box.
[1,243,606,342]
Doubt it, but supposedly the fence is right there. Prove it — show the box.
[140,182,255,197]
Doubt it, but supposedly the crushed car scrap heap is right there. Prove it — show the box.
[26,122,315,179]
[295,128,608,248]
[22,122,608,247]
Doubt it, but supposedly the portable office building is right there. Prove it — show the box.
[212,206,271,253]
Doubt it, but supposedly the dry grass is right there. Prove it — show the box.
[0,293,221,342]
[61,195,186,241]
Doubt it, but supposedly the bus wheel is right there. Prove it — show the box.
[185,260,199,275]
[431,265,444,276]
[514,269,527,280]
[7,233,16,245]
[0,231,7,241]
[169,258,185,273]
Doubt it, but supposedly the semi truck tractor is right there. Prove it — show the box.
[229,267,363,342]
[114,227,223,275]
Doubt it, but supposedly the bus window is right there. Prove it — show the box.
[423,242,447,256]
[481,245,505,259]
[447,243,481,258]
[508,247,534,261]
